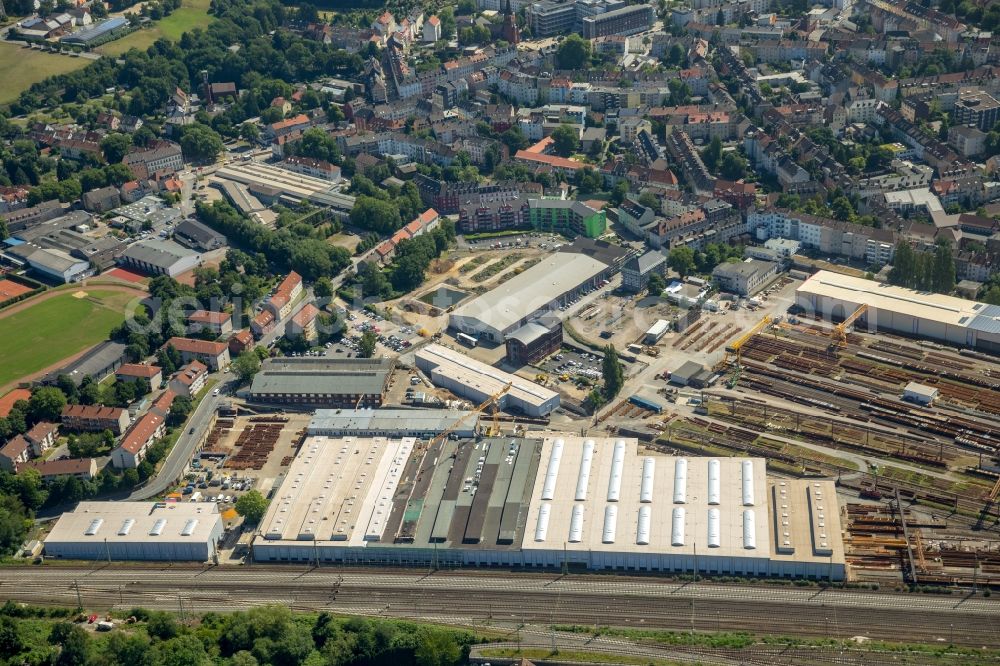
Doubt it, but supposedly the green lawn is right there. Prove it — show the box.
[0,290,134,388]
[98,0,214,55]
[0,43,90,105]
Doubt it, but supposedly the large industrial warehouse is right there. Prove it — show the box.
[44,501,224,561]
[797,271,1000,353]
[246,357,394,408]
[448,252,608,342]
[252,434,845,580]
[415,344,560,416]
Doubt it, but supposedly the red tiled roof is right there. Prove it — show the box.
[291,303,320,327]
[117,363,162,379]
[269,114,310,132]
[253,310,275,326]
[0,435,29,460]
[172,360,208,387]
[25,421,58,443]
[188,310,231,325]
[164,337,228,357]
[119,412,164,455]
[232,330,253,345]
[151,390,176,416]
[62,404,126,420]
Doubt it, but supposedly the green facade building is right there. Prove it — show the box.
[528,199,606,238]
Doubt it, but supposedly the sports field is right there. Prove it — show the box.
[98,0,214,55]
[0,290,135,388]
[0,279,33,300]
[0,43,91,105]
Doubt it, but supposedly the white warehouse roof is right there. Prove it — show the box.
[797,270,988,329]
[521,437,772,559]
[450,252,607,336]
[44,501,223,561]
[415,344,559,415]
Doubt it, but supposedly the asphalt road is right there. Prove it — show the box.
[4,566,998,648]
[128,372,231,500]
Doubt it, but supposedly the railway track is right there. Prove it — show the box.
[3,566,999,648]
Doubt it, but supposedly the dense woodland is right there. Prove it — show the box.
[0,603,476,666]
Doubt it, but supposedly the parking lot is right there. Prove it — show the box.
[537,347,605,385]
[463,232,565,251]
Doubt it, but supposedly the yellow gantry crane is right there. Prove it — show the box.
[724,315,773,367]
[833,303,868,348]
[428,382,512,447]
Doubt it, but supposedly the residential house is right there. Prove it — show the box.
[287,303,320,343]
[251,309,276,338]
[169,361,209,398]
[0,436,31,472]
[23,422,58,457]
[61,404,130,435]
[20,458,97,482]
[82,186,121,213]
[122,142,184,180]
[115,364,162,390]
[187,310,233,337]
[111,411,166,469]
[162,337,231,371]
[622,250,667,293]
[265,272,304,321]
[228,330,254,357]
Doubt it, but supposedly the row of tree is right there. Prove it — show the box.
[888,241,956,294]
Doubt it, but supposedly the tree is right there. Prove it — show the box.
[933,240,955,293]
[0,616,23,659]
[233,351,262,383]
[647,272,666,295]
[667,246,696,278]
[100,133,132,164]
[150,635,211,666]
[550,124,579,158]
[167,395,193,427]
[358,330,378,358]
[179,123,224,163]
[314,276,333,299]
[350,196,401,234]
[601,345,624,399]
[28,387,66,424]
[235,490,269,524]
[415,630,462,666]
[145,611,179,640]
[719,152,747,180]
[702,136,723,170]
[0,495,29,557]
[50,623,91,666]
[556,34,591,70]
[667,43,686,67]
